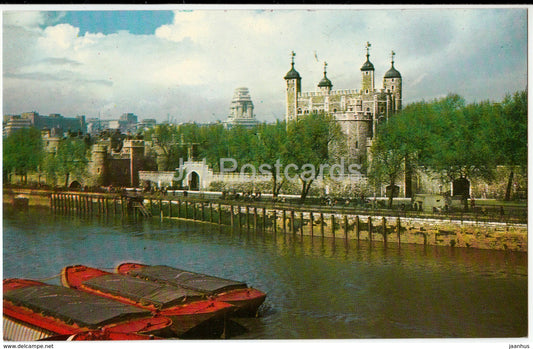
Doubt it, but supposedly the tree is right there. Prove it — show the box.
[425,95,496,183]
[43,137,89,188]
[490,90,527,200]
[144,124,187,171]
[3,127,43,184]
[250,120,288,198]
[285,113,344,202]
[368,111,421,208]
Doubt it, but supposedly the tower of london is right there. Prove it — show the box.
[284,42,402,165]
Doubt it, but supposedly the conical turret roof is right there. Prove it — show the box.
[284,51,301,80]
[318,62,332,88]
[384,62,401,79]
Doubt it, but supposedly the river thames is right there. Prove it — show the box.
[3,207,527,341]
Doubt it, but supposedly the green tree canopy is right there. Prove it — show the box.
[3,127,43,184]
[285,112,344,202]
[42,137,90,187]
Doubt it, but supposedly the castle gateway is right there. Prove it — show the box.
[284,42,402,165]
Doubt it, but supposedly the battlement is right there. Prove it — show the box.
[299,89,360,98]
[123,140,145,148]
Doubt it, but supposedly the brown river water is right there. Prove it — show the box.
[2,207,527,341]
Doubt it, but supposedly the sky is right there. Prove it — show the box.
[2,5,528,124]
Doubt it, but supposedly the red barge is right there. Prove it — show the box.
[117,262,266,316]
[3,278,172,341]
[61,265,235,338]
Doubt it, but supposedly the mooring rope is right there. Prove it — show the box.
[35,273,61,281]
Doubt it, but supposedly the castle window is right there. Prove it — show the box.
[392,86,395,90]
[391,79,394,82]
[97,168,100,174]
[356,141,359,149]
[365,90,369,94]
[387,89,390,93]
[333,108,337,112]
[366,108,370,112]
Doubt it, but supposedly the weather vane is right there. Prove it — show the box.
[291,51,296,65]
[324,61,328,74]
[391,50,396,63]
[365,41,371,56]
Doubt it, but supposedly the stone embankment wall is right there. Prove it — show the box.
[4,189,527,252]
[278,212,526,252]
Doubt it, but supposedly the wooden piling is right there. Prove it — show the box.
[185,201,189,219]
[282,210,286,233]
[344,215,348,241]
[246,206,250,229]
[310,212,314,237]
[355,216,360,241]
[273,209,277,233]
[218,203,222,225]
[253,207,258,230]
[382,217,387,245]
[368,216,373,242]
[331,215,335,238]
[263,207,267,230]
[210,203,214,223]
[230,205,234,227]
[290,210,295,234]
[397,217,401,246]
[299,212,304,237]
[320,212,324,237]
[237,206,242,229]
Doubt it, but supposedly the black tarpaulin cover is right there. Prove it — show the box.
[83,274,204,309]
[127,265,248,294]
[4,284,150,329]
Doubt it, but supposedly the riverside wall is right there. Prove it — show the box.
[4,189,527,252]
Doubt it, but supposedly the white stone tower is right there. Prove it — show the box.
[383,50,402,112]
[360,41,375,94]
[284,51,301,123]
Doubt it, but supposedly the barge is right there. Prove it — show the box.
[3,278,172,341]
[61,265,235,338]
[117,262,266,316]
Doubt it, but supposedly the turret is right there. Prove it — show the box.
[317,61,332,94]
[383,50,402,112]
[360,41,375,94]
[284,51,301,122]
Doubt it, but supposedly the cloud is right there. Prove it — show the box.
[2,8,528,123]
